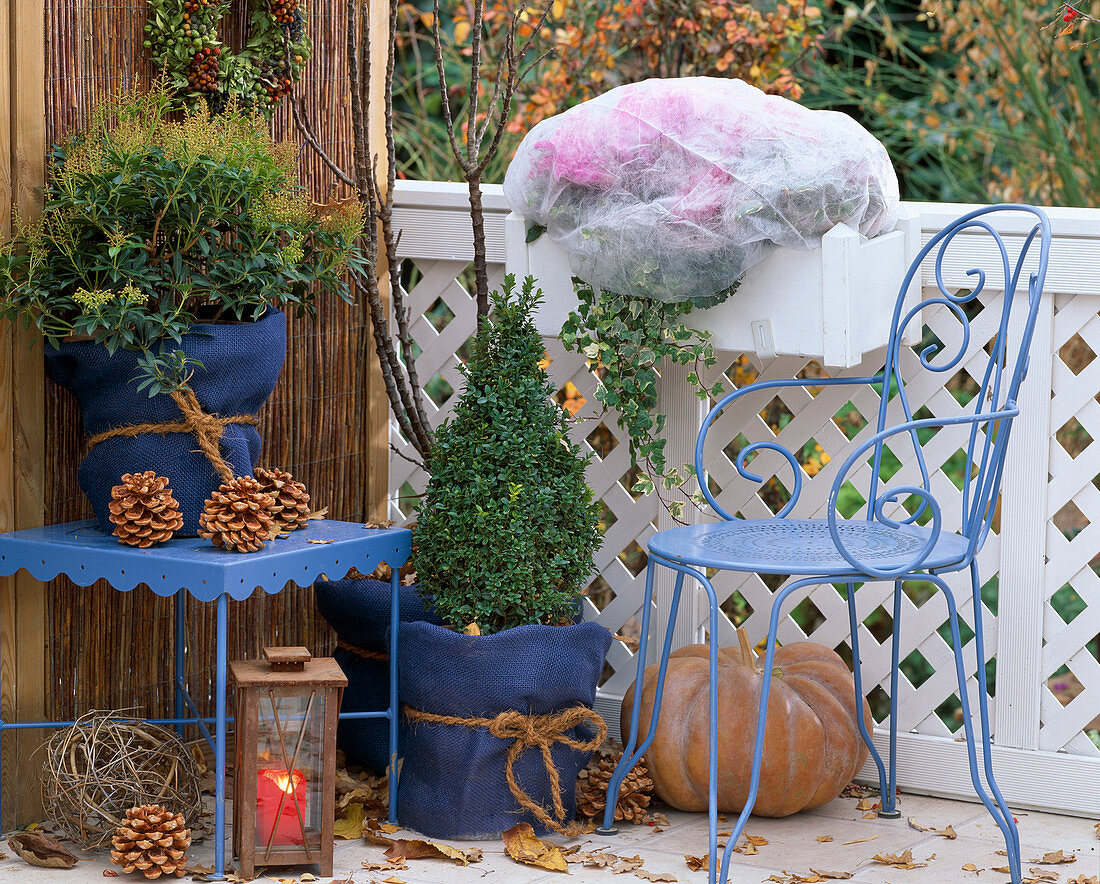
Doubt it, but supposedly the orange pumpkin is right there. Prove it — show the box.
[621,629,872,817]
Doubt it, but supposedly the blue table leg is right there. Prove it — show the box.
[388,566,399,825]
[214,592,228,880]
[175,590,186,738]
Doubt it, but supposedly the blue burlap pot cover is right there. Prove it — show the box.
[44,309,286,537]
[314,577,445,771]
[397,620,612,839]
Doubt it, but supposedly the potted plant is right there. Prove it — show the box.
[395,274,609,839]
[0,84,366,535]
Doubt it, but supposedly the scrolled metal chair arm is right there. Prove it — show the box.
[696,375,882,521]
[825,406,1018,578]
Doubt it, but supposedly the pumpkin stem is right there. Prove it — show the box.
[736,627,760,671]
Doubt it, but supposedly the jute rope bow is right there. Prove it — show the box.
[403,704,607,836]
[335,638,389,662]
[84,387,258,483]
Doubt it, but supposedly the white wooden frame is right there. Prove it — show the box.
[390,183,1100,818]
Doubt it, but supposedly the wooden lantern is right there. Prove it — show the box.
[230,647,347,877]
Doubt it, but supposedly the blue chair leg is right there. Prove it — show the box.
[927,573,1021,884]
[600,561,685,834]
[882,579,904,817]
[718,576,824,884]
[844,581,891,810]
[967,561,1020,863]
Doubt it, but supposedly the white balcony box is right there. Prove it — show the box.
[505,205,922,368]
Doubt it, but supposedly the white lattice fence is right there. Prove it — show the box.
[390,183,1100,816]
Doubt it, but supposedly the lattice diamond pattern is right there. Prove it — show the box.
[391,250,1099,759]
[1040,295,1100,755]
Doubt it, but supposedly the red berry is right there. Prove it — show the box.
[1063,5,1079,20]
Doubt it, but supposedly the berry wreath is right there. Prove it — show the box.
[144,0,310,113]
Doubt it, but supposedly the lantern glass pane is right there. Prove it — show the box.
[254,691,326,858]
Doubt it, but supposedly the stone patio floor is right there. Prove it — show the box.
[3,791,1097,884]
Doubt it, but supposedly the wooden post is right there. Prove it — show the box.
[363,0,391,523]
[0,0,46,828]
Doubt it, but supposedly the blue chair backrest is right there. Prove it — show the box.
[867,204,1051,560]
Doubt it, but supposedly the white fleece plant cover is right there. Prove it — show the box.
[503,77,900,302]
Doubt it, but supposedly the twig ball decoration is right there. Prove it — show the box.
[41,711,201,850]
[108,472,184,547]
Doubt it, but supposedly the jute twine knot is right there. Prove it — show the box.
[403,704,607,836]
[335,638,389,662]
[84,387,258,483]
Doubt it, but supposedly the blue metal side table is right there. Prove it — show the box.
[0,519,411,879]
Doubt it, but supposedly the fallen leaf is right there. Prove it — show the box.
[334,801,365,839]
[1094,822,1100,839]
[841,835,877,846]
[733,834,769,855]
[1030,851,1076,864]
[384,838,482,866]
[685,855,708,873]
[362,860,407,872]
[502,823,567,873]
[306,538,335,544]
[103,872,119,878]
[299,875,317,882]
[1022,870,1059,883]
[961,863,983,874]
[612,854,643,873]
[6,833,79,869]
[855,798,874,812]
[382,877,406,884]
[816,835,834,843]
[871,848,928,870]
[993,867,1012,874]
[766,872,852,883]
[1068,875,1099,884]
[862,812,877,819]
[465,622,481,636]
[908,819,957,839]
[634,871,677,882]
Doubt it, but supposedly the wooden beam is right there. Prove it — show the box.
[364,0,391,523]
[0,0,46,829]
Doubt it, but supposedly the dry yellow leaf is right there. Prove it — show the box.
[635,872,677,882]
[453,20,471,42]
[464,621,481,636]
[1030,850,1076,864]
[841,836,877,846]
[502,823,567,873]
[384,838,482,866]
[383,877,405,884]
[1022,869,1059,883]
[872,848,928,869]
[855,798,874,811]
[334,801,364,840]
[907,819,957,839]
[1068,875,1099,884]
[962,863,983,874]
[816,835,834,843]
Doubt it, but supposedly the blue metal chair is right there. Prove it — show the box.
[598,205,1052,884]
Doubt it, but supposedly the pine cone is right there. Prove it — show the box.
[254,467,311,532]
[576,750,654,824]
[108,472,184,548]
[198,476,276,553]
[110,804,190,879]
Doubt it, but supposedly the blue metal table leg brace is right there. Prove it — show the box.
[0,519,412,880]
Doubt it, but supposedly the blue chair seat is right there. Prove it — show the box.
[648,518,970,576]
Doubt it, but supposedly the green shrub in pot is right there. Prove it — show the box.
[399,274,609,839]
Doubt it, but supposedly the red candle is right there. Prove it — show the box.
[256,769,307,847]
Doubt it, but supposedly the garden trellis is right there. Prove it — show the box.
[390,182,1100,817]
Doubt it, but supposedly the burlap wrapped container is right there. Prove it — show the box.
[397,620,611,839]
[44,309,286,537]
[313,576,445,772]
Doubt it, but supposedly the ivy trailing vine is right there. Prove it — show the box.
[560,280,739,521]
[144,0,310,113]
